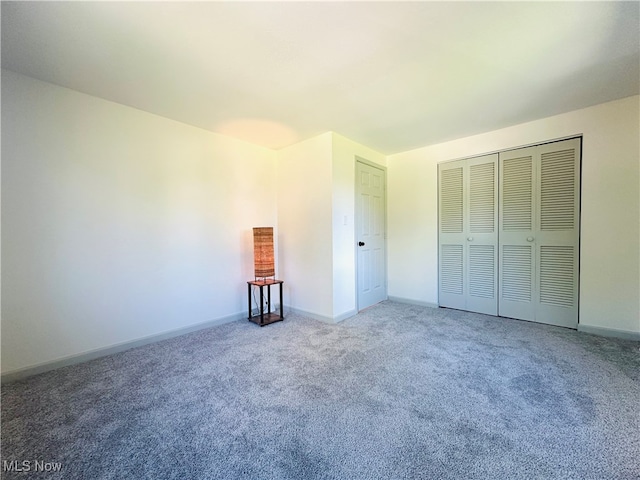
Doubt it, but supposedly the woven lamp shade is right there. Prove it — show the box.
[253,227,275,279]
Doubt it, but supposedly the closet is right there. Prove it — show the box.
[438,138,581,328]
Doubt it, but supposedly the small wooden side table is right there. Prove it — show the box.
[247,279,284,326]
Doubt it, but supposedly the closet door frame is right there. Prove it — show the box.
[438,136,582,328]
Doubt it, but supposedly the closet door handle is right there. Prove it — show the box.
[358,241,365,247]
[467,237,474,242]
[527,236,535,242]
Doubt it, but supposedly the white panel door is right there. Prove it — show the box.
[356,160,386,310]
[439,154,498,315]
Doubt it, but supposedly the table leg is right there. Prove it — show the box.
[259,285,265,325]
[279,282,283,320]
[267,284,272,316]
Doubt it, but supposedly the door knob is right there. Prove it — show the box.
[527,236,535,242]
[358,241,365,246]
[467,237,474,242]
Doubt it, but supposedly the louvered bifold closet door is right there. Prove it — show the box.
[534,138,580,328]
[499,146,537,321]
[439,154,498,315]
[439,161,466,310]
[466,155,498,315]
[499,138,580,327]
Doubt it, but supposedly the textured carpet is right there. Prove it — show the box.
[2,301,639,479]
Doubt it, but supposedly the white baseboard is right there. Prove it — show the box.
[385,298,639,341]
[285,306,336,324]
[285,306,357,324]
[7,304,633,384]
[334,309,358,323]
[387,296,439,309]
[577,324,640,341]
[1,311,245,384]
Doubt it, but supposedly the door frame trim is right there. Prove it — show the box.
[354,156,388,312]
[438,134,584,166]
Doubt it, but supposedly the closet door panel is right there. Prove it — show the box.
[466,155,498,315]
[439,154,497,315]
[499,147,536,321]
[439,162,466,310]
[535,138,580,328]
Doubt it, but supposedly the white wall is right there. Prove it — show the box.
[1,70,277,374]
[331,133,386,319]
[3,71,636,377]
[276,132,386,322]
[276,133,334,320]
[388,95,640,334]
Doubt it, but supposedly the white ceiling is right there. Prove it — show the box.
[2,1,639,154]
